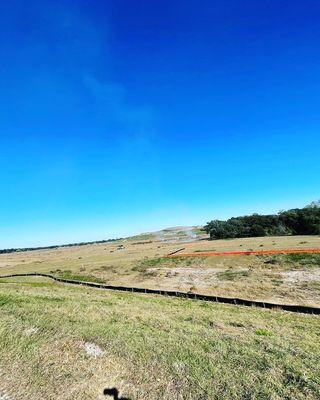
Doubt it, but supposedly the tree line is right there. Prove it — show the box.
[0,238,122,254]
[203,201,320,239]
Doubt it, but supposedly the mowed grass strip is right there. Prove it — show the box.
[0,279,320,399]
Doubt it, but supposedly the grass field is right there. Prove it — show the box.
[1,232,320,399]
[1,232,320,306]
[0,277,320,400]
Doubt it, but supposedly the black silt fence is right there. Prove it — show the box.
[0,273,319,316]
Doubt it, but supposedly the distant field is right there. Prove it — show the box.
[0,278,319,399]
[0,232,320,306]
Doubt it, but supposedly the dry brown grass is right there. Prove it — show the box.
[0,278,320,399]
[1,235,320,306]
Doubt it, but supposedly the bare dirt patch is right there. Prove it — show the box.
[84,342,104,358]
[147,267,249,287]
[282,269,320,284]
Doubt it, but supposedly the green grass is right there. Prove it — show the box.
[176,231,189,237]
[284,253,320,266]
[194,249,216,252]
[260,253,320,269]
[132,256,200,273]
[51,269,106,284]
[255,328,270,336]
[132,257,182,272]
[0,279,320,399]
[127,233,155,241]
[193,227,206,235]
[217,270,250,281]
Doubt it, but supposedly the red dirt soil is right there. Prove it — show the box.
[167,248,320,258]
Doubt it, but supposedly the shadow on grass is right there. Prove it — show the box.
[104,387,131,400]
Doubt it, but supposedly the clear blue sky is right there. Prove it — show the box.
[0,0,319,247]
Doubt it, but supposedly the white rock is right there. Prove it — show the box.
[84,342,104,357]
[25,327,39,336]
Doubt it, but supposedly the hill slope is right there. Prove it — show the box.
[1,235,320,306]
[0,277,320,399]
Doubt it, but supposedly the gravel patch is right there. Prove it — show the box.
[148,267,225,275]
[282,269,320,284]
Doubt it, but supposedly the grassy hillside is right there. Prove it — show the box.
[0,277,320,399]
[1,235,320,306]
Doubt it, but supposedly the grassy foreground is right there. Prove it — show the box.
[0,278,320,399]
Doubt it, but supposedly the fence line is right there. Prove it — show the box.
[167,248,320,258]
[0,272,319,315]
[166,248,186,256]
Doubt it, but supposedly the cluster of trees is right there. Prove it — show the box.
[0,237,122,254]
[203,202,320,239]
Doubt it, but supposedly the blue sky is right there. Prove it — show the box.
[0,0,319,247]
